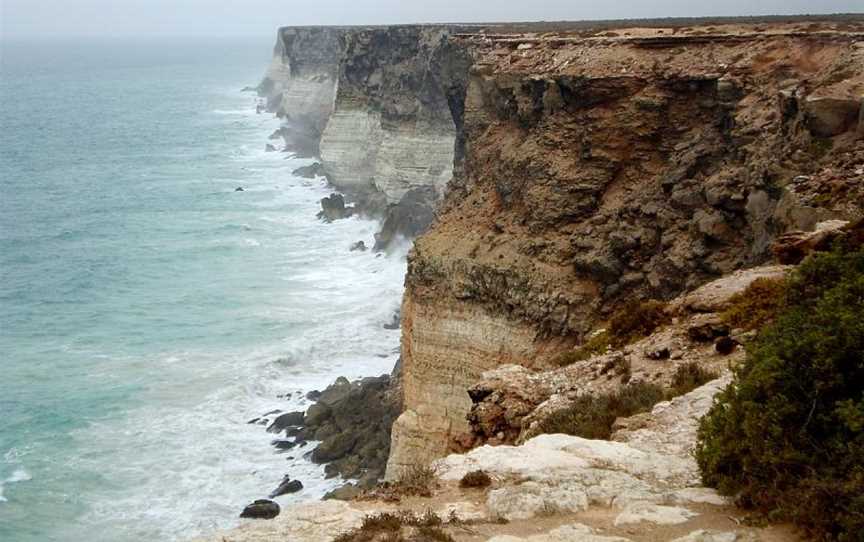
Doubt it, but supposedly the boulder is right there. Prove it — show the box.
[269,476,304,498]
[373,187,436,251]
[267,411,305,434]
[614,503,697,526]
[771,220,850,265]
[803,96,862,137]
[349,241,367,252]
[323,483,362,501]
[240,499,280,520]
[317,193,355,222]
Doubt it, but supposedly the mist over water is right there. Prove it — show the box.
[0,37,405,541]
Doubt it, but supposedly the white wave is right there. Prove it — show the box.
[0,468,33,503]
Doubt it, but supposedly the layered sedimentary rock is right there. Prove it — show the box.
[259,27,347,156]
[263,25,474,245]
[387,22,864,477]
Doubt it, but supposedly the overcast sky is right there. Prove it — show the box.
[2,0,862,38]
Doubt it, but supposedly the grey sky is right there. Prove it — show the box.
[2,0,862,38]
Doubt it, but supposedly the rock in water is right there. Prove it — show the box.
[235,187,245,192]
[292,162,326,179]
[349,241,367,252]
[240,499,280,520]
[267,411,305,434]
[269,475,304,498]
[317,193,355,222]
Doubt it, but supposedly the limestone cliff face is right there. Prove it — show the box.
[263,25,474,247]
[385,23,864,477]
[259,27,347,156]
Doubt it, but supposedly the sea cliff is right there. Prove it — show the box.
[225,16,864,541]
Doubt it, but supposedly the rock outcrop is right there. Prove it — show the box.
[387,22,864,476]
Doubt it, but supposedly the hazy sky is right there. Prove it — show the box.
[2,0,862,38]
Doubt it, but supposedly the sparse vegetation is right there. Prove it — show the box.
[333,510,454,542]
[391,464,439,498]
[667,362,718,399]
[459,470,492,489]
[553,299,670,367]
[696,245,864,540]
[608,300,670,346]
[721,277,787,331]
[538,381,666,439]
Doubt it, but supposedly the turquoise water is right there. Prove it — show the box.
[0,38,405,541]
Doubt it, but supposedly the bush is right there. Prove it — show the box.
[333,510,453,542]
[608,300,670,346]
[721,277,788,331]
[539,381,666,439]
[392,464,438,497]
[459,470,492,489]
[695,245,864,540]
[667,362,718,399]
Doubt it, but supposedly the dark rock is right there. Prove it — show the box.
[269,476,304,498]
[323,483,362,501]
[350,241,368,252]
[803,96,862,137]
[292,163,326,179]
[646,347,671,360]
[267,411,305,434]
[687,321,730,342]
[317,193,355,222]
[247,418,260,425]
[306,390,322,402]
[373,187,437,251]
[304,402,332,426]
[383,310,400,330]
[312,433,358,463]
[715,336,739,355]
[240,499,280,520]
[272,439,300,451]
[235,187,245,192]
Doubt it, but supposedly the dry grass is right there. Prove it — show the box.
[721,277,786,331]
[333,510,453,542]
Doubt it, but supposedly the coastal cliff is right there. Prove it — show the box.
[258,18,864,483]
[386,23,864,477]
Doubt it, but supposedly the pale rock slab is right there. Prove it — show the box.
[486,523,632,542]
[671,266,791,314]
[613,503,698,526]
[671,530,748,542]
[487,480,589,520]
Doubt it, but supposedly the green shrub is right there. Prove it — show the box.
[608,300,670,346]
[721,277,788,331]
[667,362,718,399]
[695,245,864,540]
[539,381,666,439]
[459,470,492,489]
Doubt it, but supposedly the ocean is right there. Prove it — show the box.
[0,37,405,541]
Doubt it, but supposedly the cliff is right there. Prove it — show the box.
[258,18,864,482]
[387,22,864,476]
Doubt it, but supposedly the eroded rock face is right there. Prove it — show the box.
[388,27,864,475]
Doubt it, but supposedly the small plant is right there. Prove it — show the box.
[459,470,492,489]
[333,510,453,542]
[608,300,670,347]
[721,277,787,331]
[538,381,666,439]
[667,362,718,399]
[392,464,438,497]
